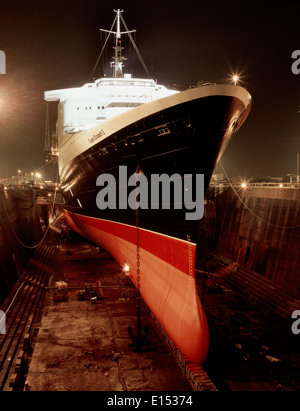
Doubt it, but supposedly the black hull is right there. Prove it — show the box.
[60,94,250,242]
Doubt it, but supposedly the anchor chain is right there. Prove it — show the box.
[136,184,140,297]
[134,163,143,300]
[128,164,151,351]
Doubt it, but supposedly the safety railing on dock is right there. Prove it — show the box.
[210,181,300,189]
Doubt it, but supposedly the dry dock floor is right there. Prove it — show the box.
[26,233,191,391]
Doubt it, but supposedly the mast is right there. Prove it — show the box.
[114,9,125,78]
[101,9,136,78]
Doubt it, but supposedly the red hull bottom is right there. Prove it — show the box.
[64,210,209,365]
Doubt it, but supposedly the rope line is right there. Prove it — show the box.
[89,15,117,81]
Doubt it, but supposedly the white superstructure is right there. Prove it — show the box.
[45,75,178,140]
[44,9,251,177]
[45,8,178,147]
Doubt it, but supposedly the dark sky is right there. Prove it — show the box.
[0,0,300,179]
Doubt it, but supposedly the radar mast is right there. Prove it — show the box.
[100,9,135,78]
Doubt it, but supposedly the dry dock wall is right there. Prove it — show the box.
[0,188,55,304]
[198,186,300,293]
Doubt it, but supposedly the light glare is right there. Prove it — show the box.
[232,74,239,85]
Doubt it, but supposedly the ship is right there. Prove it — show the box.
[44,9,252,365]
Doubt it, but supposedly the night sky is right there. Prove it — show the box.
[0,0,300,179]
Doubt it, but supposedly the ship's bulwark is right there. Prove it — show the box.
[60,92,251,365]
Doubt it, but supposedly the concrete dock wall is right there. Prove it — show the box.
[198,186,300,293]
[0,188,55,304]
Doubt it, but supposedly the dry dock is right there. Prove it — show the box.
[25,229,193,391]
[1,185,299,392]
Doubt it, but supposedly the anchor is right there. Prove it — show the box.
[128,296,151,352]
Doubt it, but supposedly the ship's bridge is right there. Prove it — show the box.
[95,75,156,88]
